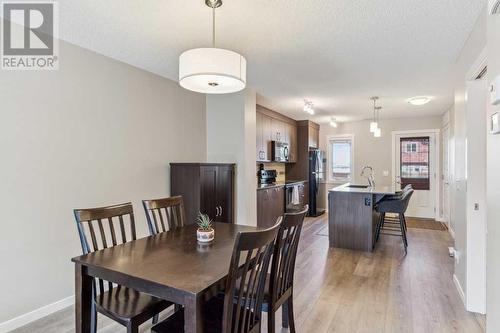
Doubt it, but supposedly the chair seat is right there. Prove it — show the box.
[152,295,260,333]
[96,286,172,325]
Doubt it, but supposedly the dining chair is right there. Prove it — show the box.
[142,195,186,235]
[74,202,173,333]
[151,222,282,333]
[265,205,308,333]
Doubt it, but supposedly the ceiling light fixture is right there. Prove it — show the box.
[369,97,379,133]
[330,117,338,128]
[178,0,246,94]
[407,96,431,106]
[303,100,314,115]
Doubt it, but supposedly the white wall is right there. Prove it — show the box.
[206,90,257,226]
[0,40,206,327]
[450,8,487,303]
[318,116,442,211]
[486,10,500,333]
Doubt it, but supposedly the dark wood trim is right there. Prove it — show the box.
[257,105,297,126]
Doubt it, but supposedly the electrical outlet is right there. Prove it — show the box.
[383,170,389,177]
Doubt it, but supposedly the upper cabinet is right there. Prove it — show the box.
[285,122,298,162]
[256,105,297,163]
[308,123,319,149]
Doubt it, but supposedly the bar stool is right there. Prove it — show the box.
[374,188,414,252]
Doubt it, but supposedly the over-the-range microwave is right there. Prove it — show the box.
[271,141,289,162]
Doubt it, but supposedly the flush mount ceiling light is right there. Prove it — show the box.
[330,117,338,128]
[369,97,379,133]
[178,0,246,94]
[303,100,314,115]
[407,96,431,106]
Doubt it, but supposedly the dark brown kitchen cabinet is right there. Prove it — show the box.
[285,122,298,162]
[308,123,319,149]
[257,186,285,228]
[170,163,235,224]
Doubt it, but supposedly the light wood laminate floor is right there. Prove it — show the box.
[11,216,484,333]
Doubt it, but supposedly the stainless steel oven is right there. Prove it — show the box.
[271,141,289,162]
[285,182,305,212]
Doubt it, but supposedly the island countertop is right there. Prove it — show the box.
[329,183,397,195]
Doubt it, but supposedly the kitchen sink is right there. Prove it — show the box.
[347,184,370,189]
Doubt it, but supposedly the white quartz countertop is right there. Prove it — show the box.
[329,183,397,195]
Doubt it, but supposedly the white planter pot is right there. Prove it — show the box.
[197,228,215,243]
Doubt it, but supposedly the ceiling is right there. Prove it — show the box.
[58,0,486,123]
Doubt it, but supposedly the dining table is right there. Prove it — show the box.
[71,222,259,333]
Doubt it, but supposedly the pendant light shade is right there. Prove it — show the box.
[179,48,247,94]
[178,0,247,94]
[370,121,378,133]
[374,127,382,138]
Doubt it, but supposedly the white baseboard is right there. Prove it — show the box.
[0,295,74,333]
[453,274,466,307]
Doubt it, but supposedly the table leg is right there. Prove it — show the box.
[184,295,202,333]
[75,263,93,333]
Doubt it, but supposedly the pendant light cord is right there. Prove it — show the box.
[212,5,216,47]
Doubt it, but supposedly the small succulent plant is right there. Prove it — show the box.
[196,212,213,231]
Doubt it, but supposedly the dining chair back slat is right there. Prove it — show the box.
[74,202,136,295]
[270,206,307,303]
[223,222,281,333]
[142,196,186,235]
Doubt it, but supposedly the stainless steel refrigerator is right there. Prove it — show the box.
[308,149,325,217]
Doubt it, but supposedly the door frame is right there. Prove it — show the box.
[391,129,441,220]
[441,123,451,229]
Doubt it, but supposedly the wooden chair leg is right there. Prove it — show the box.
[126,322,139,333]
[286,296,296,333]
[152,313,159,324]
[91,302,97,333]
[268,309,276,333]
[282,301,289,328]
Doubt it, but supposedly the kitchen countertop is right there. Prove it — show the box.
[329,183,397,195]
[257,179,306,191]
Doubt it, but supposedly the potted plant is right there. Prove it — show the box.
[196,212,214,243]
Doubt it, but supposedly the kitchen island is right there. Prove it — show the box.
[328,183,397,252]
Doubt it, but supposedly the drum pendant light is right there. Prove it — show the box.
[179,0,247,94]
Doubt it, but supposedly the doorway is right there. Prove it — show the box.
[392,130,440,219]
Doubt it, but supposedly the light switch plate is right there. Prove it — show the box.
[491,112,500,134]
[383,170,389,177]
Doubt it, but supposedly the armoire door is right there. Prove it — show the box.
[200,166,217,221]
[216,166,234,223]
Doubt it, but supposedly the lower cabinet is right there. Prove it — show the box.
[257,186,285,228]
[171,163,235,224]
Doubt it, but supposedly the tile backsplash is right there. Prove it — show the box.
[256,162,286,182]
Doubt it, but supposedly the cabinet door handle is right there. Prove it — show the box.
[220,206,223,216]
[215,206,220,217]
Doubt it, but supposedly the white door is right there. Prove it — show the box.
[442,125,450,225]
[394,132,437,219]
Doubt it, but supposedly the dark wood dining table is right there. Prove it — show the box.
[71,222,259,333]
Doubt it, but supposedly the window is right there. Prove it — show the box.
[328,135,353,182]
[400,136,430,190]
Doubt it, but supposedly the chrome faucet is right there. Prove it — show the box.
[361,166,375,188]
